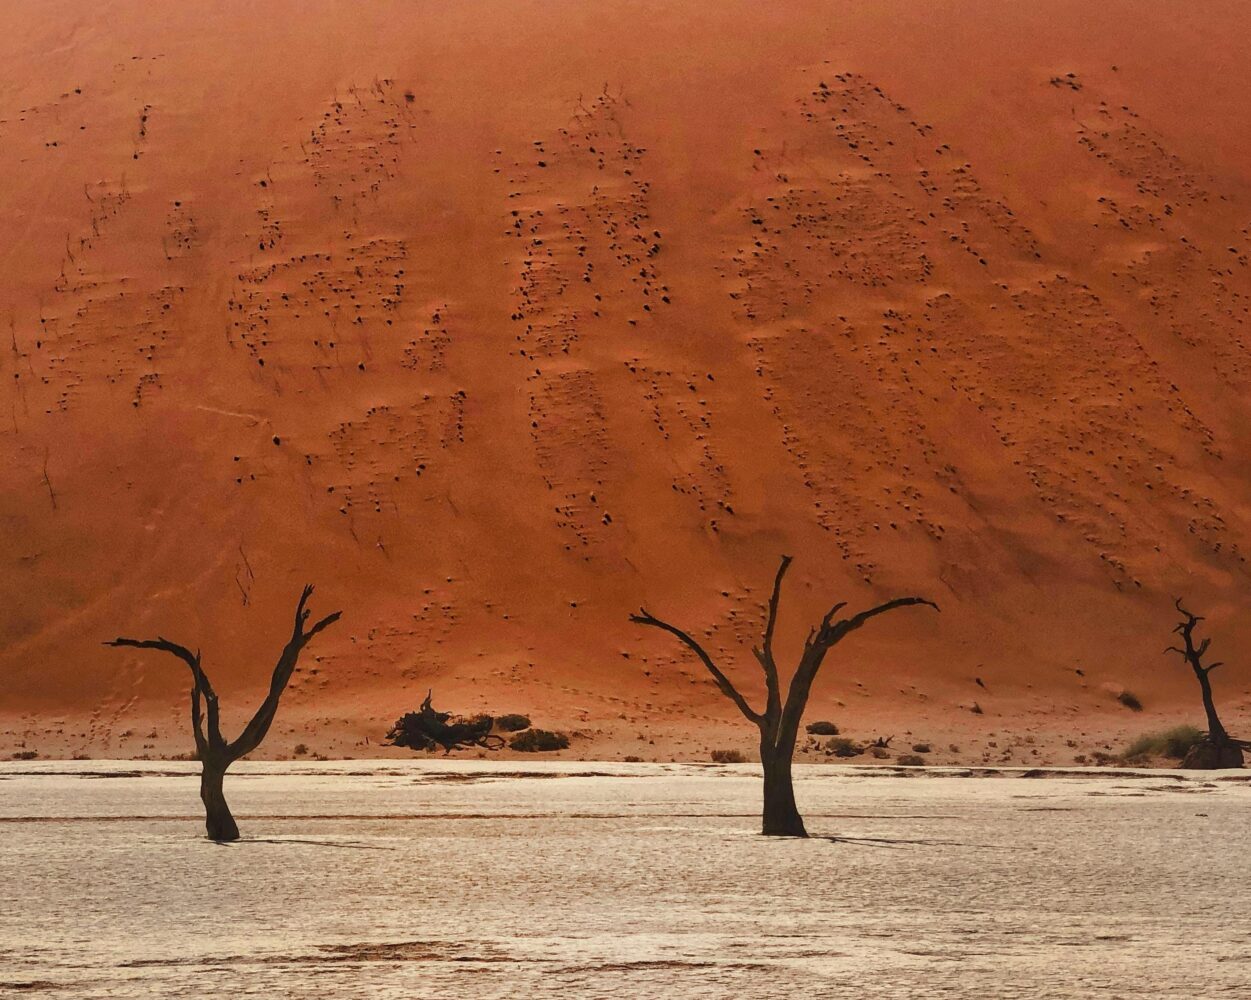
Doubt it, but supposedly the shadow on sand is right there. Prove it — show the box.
[213,836,396,851]
[818,834,1029,851]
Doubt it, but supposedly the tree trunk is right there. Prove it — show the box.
[1197,671,1229,745]
[760,739,806,838]
[199,760,240,842]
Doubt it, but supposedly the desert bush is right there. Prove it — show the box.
[1123,725,1203,762]
[1091,750,1118,766]
[623,755,642,763]
[292,743,309,756]
[869,746,891,759]
[806,720,839,735]
[509,729,570,752]
[710,749,747,763]
[911,742,931,753]
[896,754,925,766]
[1117,690,1144,712]
[387,695,502,753]
[11,750,38,760]
[825,737,860,757]
[496,714,531,732]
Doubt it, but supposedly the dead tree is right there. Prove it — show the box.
[106,585,341,840]
[631,555,936,837]
[386,691,504,753]
[1167,599,1247,768]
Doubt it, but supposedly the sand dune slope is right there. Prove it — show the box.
[4,1,1251,761]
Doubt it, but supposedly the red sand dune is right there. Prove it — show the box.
[3,0,1251,764]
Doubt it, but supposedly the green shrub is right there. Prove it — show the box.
[1123,725,1203,762]
[806,720,839,735]
[509,729,569,752]
[710,749,746,763]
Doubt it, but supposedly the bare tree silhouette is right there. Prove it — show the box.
[1167,599,1247,768]
[106,585,341,840]
[631,555,937,837]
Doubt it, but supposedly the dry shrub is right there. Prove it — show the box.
[509,729,570,752]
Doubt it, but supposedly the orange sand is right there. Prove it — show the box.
[3,1,1251,765]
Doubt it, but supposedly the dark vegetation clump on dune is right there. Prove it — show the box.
[386,697,568,753]
[825,737,861,758]
[1117,690,1144,712]
[509,729,570,752]
[710,748,747,763]
[387,693,504,754]
[805,720,839,736]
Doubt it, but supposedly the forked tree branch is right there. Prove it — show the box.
[1168,596,1234,745]
[106,585,341,762]
[826,597,940,644]
[104,636,222,752]
[752,554,792,723]
[781,596,939,738]
[230,585,341,759]
[1170,598,1217,675]
[630,609,764,725]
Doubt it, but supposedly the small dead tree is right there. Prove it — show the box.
[386,691,504,754]
[631,555,936,837]
[106,585,341,840]
[1167,599,1247,769]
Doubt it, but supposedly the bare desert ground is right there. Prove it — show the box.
[4,2,1251,763]
[4,760,1250,998]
